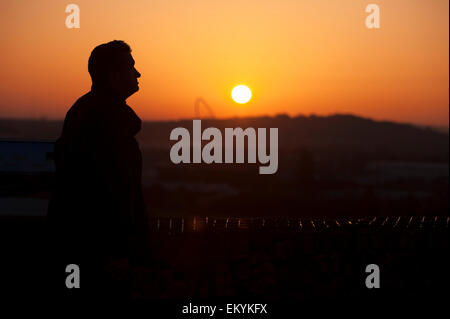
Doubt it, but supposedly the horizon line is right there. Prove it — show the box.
[0,113,448,129]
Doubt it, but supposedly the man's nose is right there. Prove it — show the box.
[135,68,141,78]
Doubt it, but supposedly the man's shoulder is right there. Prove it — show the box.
[61,92,105,135]
[66,91,109,122]
[69,91,98,112]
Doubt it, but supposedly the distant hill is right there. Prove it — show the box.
[0,114,448,162]
[137,114,448,162]
[1,114,448,217]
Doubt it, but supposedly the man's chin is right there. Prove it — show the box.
[124,86,139,99]
[131,85,139,94]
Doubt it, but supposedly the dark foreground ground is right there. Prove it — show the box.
[2,215,449,306]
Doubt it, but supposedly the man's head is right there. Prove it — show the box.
[88,40,141,99]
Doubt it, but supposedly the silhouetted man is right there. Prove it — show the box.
[47,40,148,303]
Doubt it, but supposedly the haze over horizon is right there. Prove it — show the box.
[0,0,448,126]
[0,112,449,131]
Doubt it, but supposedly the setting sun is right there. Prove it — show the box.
[231,85,252,104]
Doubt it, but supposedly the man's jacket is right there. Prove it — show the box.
[47,86,147,264]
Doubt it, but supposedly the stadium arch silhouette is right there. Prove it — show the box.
[194,98,215,119]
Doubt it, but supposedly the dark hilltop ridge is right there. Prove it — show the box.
[0,114,448,217]
[139,114,449,163]
[1,113,448,162]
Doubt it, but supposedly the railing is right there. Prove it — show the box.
[147,215,450,233]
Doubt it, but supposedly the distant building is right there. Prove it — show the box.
[0,140,55,216]
[0,140,55,174]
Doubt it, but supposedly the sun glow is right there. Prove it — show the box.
[231,85,252,104]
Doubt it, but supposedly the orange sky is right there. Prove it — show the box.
[0,0,448,125]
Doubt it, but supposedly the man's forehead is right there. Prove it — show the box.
[118,52,135,65]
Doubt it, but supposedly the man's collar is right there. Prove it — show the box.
[90,83,125,103]
[90,83,142,136]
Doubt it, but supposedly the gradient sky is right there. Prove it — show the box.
[0,0,448,125]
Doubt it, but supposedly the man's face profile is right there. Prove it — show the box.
[109,52,141,100]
